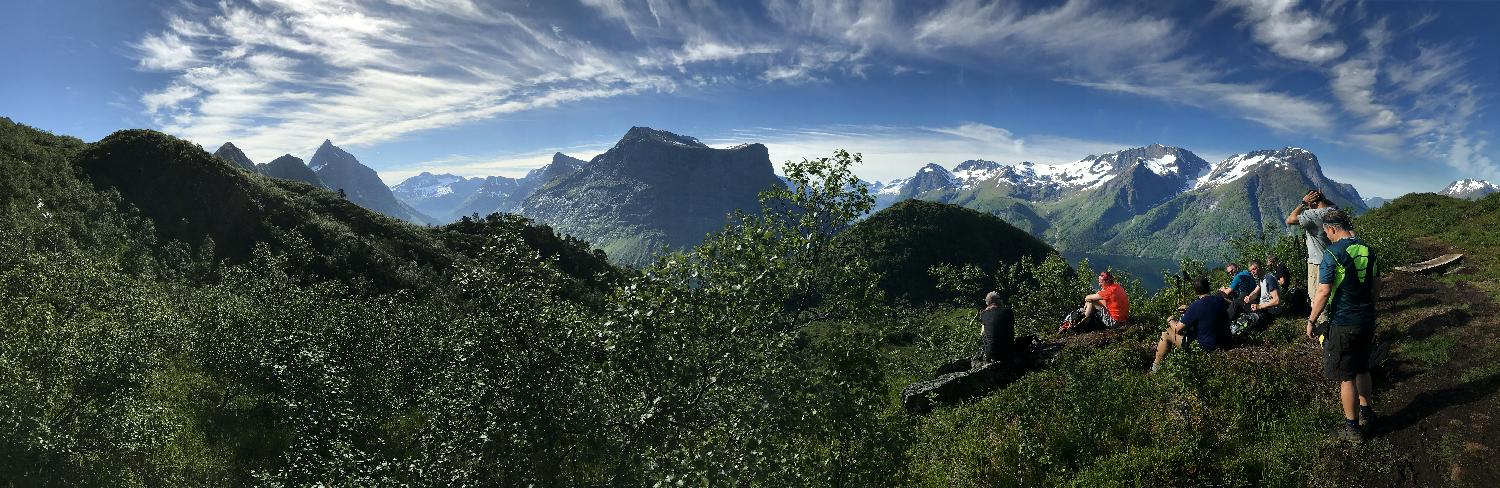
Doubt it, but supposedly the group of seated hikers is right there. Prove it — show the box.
[968,192,1383,440]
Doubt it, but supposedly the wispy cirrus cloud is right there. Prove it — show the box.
[130,0,1492,182]
[1220,0,1494,179]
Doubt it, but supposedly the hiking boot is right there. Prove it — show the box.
[1333,424,1364,443]
[1359,409,1378,431]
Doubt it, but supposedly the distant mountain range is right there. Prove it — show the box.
[213,140,433,225]
[392,152,587,222]
[387,132,1377,265]
[865,144,1365,260]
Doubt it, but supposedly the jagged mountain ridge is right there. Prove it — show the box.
[309,140,434,225]
[392,172,498,221]
[519,127,783,267]
[390,152,587,223]
[1097,147,1364,258]
[872,145,1362,260]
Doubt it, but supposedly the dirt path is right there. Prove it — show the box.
[1351,241,1500,487]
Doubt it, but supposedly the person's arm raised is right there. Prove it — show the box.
[1286,190,1317,225]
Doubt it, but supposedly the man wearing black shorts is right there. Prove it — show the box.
[1306,208,1380,441]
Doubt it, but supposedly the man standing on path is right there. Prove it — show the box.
[1288,189,1337,321]
[1307,208,1380,441]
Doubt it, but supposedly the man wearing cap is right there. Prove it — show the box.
[1307,208,1380,442]
[1081,271,1129,329]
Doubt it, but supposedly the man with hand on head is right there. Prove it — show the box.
[1288,189,1337,319]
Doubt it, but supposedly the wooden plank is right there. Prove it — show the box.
[1394,253,1463,274]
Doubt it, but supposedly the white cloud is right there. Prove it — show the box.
[1064,66,1336,135]
[142,84,199,113]
[914,0,1179,66]
[134,32,197,70]
[1330,59,1395,128]
[1221,0,1347,63]
[672,42,779,65]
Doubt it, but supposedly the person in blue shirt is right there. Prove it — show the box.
[1221,262,1257,321]
[1152,276,1231,373]
[1221,262,1256,297]
[1307,208,1380,442]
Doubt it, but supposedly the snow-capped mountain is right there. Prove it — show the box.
[869,144,1364,260]
[393,172,469,200]
[1439,179,1499,200]
[879,144,1211,203]
[390,152,587,223]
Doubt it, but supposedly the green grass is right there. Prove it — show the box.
[1396,335,1459,366]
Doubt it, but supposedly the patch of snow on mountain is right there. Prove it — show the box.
[1038,156,1117,189]
[394,173,466,199]
[1144,154,1178,174]
[877,178,907,196]
[1195,154,1267,190]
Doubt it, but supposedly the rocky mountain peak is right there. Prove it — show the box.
[619,126,707,148]
[212,142,256,170]
[309,139,359,172]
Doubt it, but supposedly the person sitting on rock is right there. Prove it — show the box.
[1080,271,1129,329]
[1152,276,1231,373]
[975,291,1015,366]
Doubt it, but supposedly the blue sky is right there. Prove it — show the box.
[3,0,1497,198]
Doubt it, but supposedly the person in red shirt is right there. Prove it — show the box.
[1082,271,1130,328]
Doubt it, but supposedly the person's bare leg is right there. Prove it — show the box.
[1340,379,1358,421]
[1154,330,1171,365]
[1356,373,1373,407]
[1082,300,1096,319]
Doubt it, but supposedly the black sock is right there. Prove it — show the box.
[1345,418,1359,429]
[1360,405,1376,418]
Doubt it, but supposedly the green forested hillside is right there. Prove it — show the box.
[835,199,1054,305]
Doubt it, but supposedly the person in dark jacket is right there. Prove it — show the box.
[976,291,1015,364]
[1152,276,1231,373]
